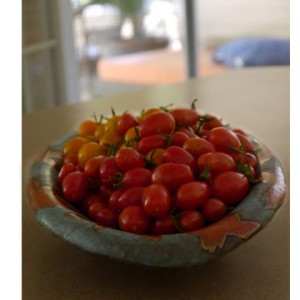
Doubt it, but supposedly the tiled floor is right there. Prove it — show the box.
[78,48,229,103]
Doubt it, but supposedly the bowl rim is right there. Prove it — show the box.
[26,132,286,268]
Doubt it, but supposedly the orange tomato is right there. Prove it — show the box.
[146,148,165,166]
[78,120,97,138]
[63,137,88,157]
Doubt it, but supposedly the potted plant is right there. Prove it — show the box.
[74,0,147,38]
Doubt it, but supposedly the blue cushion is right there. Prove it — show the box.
[212,38,290,68]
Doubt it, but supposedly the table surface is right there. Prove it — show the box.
[23,66,290,300]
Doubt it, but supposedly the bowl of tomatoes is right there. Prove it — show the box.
[27,102,286,268]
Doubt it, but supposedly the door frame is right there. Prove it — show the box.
[22,0,79,112]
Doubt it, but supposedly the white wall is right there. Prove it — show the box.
[194,0,290,48]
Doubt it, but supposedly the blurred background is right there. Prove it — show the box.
[22,0,290,113]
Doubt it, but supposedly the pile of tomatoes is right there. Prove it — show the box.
[58,101,260,235]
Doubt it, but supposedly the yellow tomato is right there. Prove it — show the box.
[94,123,106,141]
[78,142,103,167]
[124,126,140,144]
[100,131,122,148]
[104,116,121,133]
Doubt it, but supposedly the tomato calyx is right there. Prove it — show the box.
[123,137,136,148]
[145,149,159,168]
[159,103,174,112]
[198,164,212,183]
[111,107,116,117]
[104,142,121,156]
[194,115,215,135]
[110,172,124,189]
[236,161,261,184]
[191,99,198,110]
[123,128,141,147]
[157,130,173,147]
[227,140,246,154]
[91,112,104,125]
[166,211,184,233]
[134,126,141,141]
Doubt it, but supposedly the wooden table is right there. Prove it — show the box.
[23,66,289,300]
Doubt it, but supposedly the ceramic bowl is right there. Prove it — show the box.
[26,132,286,268]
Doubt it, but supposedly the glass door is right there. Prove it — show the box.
[22,0,78,112]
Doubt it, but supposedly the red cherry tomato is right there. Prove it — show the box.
[171,131,189,147]
[162,146,195,169]
[170,108,199,126]
[201,198,227,222]
[206,127,241,153]
[231,152,258,168]
[99,157,122,188]
[122,168,152,189]
[249,165,256,178]
[140,108,161,120]
[197,129,210,139]
[151,163,194,192]
[58,105,259,236]
[79,193,106,213]
[118,187,144,211]
[201,115,223,130]
[63,153,79,165]
[88,203,118,228]
[212,171,250,206]
[62,171,89,203]
[115,147,145,172]
[151,215,177,235]
[84,155,106,178]
[58,162,77,185]
[183,138,215,158]
[108,190,124,213]
[176,181,210,210]
[140,111,175,138]
[178,210,204,232]
[98,184,114,201]
[177,127,199,138]
[119,206,151,234]
[138,134,168,155]
[142,184,171,217]
[235,133,253,153]
[232,128,247,136]
[197,152,236,175]
[117,112,139,135]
